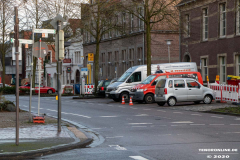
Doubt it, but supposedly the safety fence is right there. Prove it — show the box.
[209,84,239,103]
[84,84,94,94]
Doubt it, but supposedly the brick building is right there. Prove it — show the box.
[178,0,240,83]
[83,0,180,82]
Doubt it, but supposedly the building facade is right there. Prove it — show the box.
[178,0,240,83]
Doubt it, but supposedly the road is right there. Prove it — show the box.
[5,95,240,160]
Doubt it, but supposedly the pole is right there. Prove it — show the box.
[38,39,41,116]
[29,26,34,122]
[168,45,170,63]
[14,6,19,146]
[57,21,61,132]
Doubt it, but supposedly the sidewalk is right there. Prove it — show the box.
[0,112,93,160]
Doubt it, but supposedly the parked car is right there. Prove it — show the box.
[0,83,12,87]
[130,71,203,104]
[154,78,215,106]
[19,83,56,94]
[106,62,198,102]
[94,79,112,97]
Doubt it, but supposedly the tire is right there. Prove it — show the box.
[120,92,129,102]
[194,101,201,104]
[167,97,176,106]
[157,102,165,106]
[113,98,120,102]
[47,89,53,94]
[144,94,154,104]
[203,95,212,104]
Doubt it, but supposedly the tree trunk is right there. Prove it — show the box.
[2,2,5,87]
[32,57,37,88]
[146,22,151,76]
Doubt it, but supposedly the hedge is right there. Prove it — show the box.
[0,87,16,94]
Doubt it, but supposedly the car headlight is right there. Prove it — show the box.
[113,87,119,91]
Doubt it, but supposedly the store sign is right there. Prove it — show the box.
[63,59,71,63]
[67,67,71,73]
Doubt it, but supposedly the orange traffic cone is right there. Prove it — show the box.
[122,96,125,104]
[129,96,133,106]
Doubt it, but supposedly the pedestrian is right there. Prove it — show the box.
[155,65,163,74]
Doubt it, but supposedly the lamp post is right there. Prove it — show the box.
[165,40,172,63]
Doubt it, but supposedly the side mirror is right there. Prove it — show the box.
[127,79,132,83]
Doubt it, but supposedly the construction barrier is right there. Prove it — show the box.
[62,85,74,94]
[84,84,94,94]
[209,84,239,103]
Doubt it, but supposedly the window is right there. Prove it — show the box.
[156,79,166,88]
[108,52,112,77]
[115,51,119,62]
[168,80,173,88]
[201,58,208,81]
[203,8,208,40]
[129,48,134,67]
[130,13,134,32]
[139,7,144,30]
[220,3,226,37]
[137,47,143,65]
[115,15,119,36]
[236,0,240,35]
[236,55,240,76]
[128,72,141,82]
[122,12,126,33]
[185,14,190,37]
[169,74,199,81]
[186,80,200,88]
[84,26,88,43]
[174,80,185,88]
[153,76,167,86]
[102,53,105,62]
[220,56,226,83]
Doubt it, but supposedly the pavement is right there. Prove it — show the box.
[0,112,93,160]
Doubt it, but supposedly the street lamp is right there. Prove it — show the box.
[165,40,172,63]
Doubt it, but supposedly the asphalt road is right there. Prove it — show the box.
[5,95,240,160]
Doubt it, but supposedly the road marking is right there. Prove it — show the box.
[132,126,147,128]
[135,114,148,116]
[98,104,103,106]
[191,114,202,116]
[157,110,166,112]
[130,156,148,160]
[108,105,113,107]
[109,145,127,150]
[143,109,151,110]
[171,121,193,124]
[128,123,152,125]
[211,116,223,118]
[171,124,187,126]
[106,136,123,138]
[118,106,125,108]
[235,118,240,120]
[173,112,183,114]
[92,128,102,130]
[130,107,138,109]
[62,112,70,114]
[100,116,118,118]
[223,132,240,134]
[209,124,224,125]
[190,124,205,126]
[47,109,57,112]
[69,113,91,118]
[230,124,240,125]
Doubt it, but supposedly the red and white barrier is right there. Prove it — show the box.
[84,84,94,94]
[209,84,239,103]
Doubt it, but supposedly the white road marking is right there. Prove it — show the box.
[100,116,118,118]
[143,109,151,110]
[191,114,202,116]
[132,126,147,128]
[109,145,127,150]
[209,124,224,125]
[130,107,138,109]
[106,136,123,138]
[223,132,240,134]
[118,106,125,108]
[68,113,91,118]
[47,109,57,112]
[128,123,152,125]
[211,116,223,118]
[98,104,103,106]
[92,128,102,130]
[173,112,183,114]
[171,125,187,126]
[157,110,166,112]
[235,118,240,120]
[108,105,113,107]
[130,156,148,160]
[171,121,193,124]
[190,124,205,126]
[230,124,240,125]
[62,112,70,114]
[135,114,148,116]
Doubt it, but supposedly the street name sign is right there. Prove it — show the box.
[34,29,56,34]
[11,38,33,44]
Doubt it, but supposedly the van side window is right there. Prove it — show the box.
[174,80,185,88]
[186,80,200,88]
[168,80,173,88]
[156,79,166,88]
[152,76,166,85]
[169,73,198,81]
[129,72,141,82]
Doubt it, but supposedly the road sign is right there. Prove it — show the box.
[12,46,22,60]
[11,38,14,43]
[34,29,56,34]
[50,14,68,30]
[32,41,49,58]
[42,33,48,38]
[11,38,33,44]
[88,53,94,62]
[81,68,88,75]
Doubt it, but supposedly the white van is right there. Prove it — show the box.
[106,62,198,102]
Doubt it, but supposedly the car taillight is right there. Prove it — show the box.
[164,88,167,94]
[101,87,104,91]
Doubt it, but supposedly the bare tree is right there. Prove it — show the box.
[120,0,179,75]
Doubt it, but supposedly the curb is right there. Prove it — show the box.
[201,111,240,117]
[0,138,93,160]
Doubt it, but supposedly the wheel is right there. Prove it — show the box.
[194,101,201,104]
[47,89,53,94]
[203,95,212,104]
[113,98,120,102]
[157,102,165,106]
[120,92,129,102]
[167,97,176,106]
[144,94,154,104]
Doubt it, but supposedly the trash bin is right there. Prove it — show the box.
[73,84,80,94]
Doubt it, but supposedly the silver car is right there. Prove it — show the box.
[154,78,215,106]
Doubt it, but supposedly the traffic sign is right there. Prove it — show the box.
[88,53,94,62]
[81,68,88,75]
[32,41,49,58]
[34,29,56,34]
[42,33,48,38]
[50,14,68,30]
[10,38,33,44]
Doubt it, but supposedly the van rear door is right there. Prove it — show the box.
[155,79,166,97]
